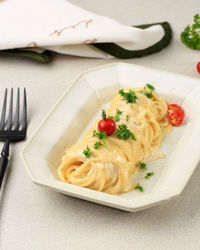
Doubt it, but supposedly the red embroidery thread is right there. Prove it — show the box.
[26,42,37,47]
[49,19,93,37]
[82,38,97,44]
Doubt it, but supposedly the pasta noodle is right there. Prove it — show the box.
[58,87,172,194]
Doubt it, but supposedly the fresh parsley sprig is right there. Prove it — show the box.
[93,130,108,149]
[108,109,123,122]
[94,141,104,149]
[93,130,108,140]
[139,84,154,98]
[119,89,138,103]
[83,146,91,158]
[145,172,154,179]
[139,162,147,170]
[146,83,155,90]
[181,14,200,50]
[115,124,136,141]
[135,184,144,192]
[143,91,153,98]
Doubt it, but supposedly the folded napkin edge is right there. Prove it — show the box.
[91,21,172,59]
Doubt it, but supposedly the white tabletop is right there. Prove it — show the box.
[1,0,200,249]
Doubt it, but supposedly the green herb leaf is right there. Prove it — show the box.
[83,146,91,158]
[146,83,155,90]
[93,130,108,140]
[115,124,136,140]
[126,115,129,121]
[135,184,144,192]
[143,91,153,98]
[93,130,108,150]
[139,162,147,170]
[116,109,122,115]
[108,109,123,122]
[145,172,154,179]
[94,141,103,149]
[181,14,200,50]
[119,89,138,103]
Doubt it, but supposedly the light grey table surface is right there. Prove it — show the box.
[0,1,200,249]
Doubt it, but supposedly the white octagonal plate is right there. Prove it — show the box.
[21,63,200,212]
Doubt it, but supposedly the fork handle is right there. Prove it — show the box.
[0,140,9,190]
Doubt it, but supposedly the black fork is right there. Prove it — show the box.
[0,88,27,189]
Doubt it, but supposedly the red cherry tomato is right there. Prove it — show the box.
[168,110,184,126]
[98,117,116,136]
[168,104,182,114]
[197,61,200,74]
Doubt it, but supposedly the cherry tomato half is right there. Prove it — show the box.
[197,61,200,74]
[98,118,116,136]
[168,110,184,126]
[168,104,182,114]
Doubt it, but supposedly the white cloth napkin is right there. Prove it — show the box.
[0,0,171,59]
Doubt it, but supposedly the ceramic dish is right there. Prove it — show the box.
[21,62,200,212]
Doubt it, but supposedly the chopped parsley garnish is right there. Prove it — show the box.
[119,89,138,103]
[115,124,136,141]
[108,109,123,122]
[139,86,153,98]
[93,130,108,150]
[83,146,91,158]
[143,91,153,98]
[139,162,147,170]
[135,184,144,192]
[93,130,108,140]
[94,141,103,149]
[126,115,129,121]
[145,172,154,179]
[146,83,155,90]
[116,109,122,115]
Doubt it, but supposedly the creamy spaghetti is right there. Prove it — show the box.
[58,86,172,194]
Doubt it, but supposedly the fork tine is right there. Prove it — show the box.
[7,88,13,130]
[13,88,20,130]
[0,89,7,130]
[22,88,27,131]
